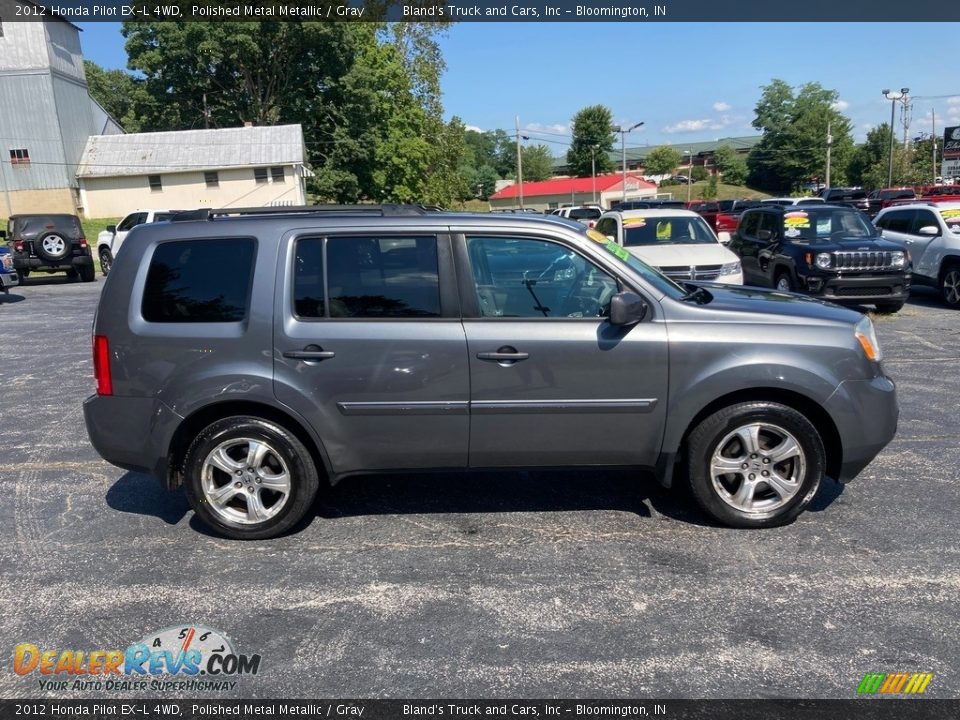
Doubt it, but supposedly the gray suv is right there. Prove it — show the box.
[83,205,898,539]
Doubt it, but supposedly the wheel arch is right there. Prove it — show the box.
[663,387,842,487]
[165,400,332,491]
[938,255,960,281]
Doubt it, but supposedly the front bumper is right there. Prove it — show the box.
[824,374,898,482]
[802,272,910,304]
[0,270,19,289]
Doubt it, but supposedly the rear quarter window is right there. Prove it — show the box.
[141,238,256,323]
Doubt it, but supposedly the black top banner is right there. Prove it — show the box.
[15,0,960,22]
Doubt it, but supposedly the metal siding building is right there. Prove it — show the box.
[77,125,310,217]
[0,1,123,215]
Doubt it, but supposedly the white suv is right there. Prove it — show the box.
[874,201,960,306]
[96,209,180,276]
[595,209,743,284]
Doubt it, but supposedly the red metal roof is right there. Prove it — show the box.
[490,174,654,200]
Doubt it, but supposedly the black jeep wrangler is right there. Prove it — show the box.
[2,214,95,282]
[728,205,910,313]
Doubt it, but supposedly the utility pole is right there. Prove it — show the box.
[590,144,598,203]
[203,92,210,129]
[825,121,833,189]
[931,110,936,183]
[515,115,524,210]
[614,121,644,202]
[686,150,693,202]
[883,88,908,187]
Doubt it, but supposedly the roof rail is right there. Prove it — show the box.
[170,204,447,221]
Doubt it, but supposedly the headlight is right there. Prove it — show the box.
[854,316,882,362]
[720,261,741,276]
[890,251,906,268]
[814,252,832,269]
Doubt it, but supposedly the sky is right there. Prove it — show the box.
[77,21,960,152]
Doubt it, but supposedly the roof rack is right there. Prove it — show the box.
[171,204,447,222]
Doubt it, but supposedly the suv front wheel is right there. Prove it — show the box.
[686,401,824,528]
[183,416,320,539]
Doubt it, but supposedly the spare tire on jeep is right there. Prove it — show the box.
[36,232,71,262]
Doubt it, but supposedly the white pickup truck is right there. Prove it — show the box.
[97,209,179,276]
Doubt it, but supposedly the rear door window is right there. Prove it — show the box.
[911,209,940,235]
[142,239,256,323]
[877,209,915,233]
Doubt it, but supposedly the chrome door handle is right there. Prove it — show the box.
[477,351,529,361]
[283,347,336,361]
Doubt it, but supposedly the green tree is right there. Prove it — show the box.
[847,124,891,188]
[747,80,854,193]
[522,144,554,182]
[700,174,719,200]
[691,165,709,182]
[712,144,749,185]
[566,105,616,177]
[83,60,147,132]
[644,146,682,177]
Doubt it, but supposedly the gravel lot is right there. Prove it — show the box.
[1,276,957,699]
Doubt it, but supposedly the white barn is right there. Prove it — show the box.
[77,124,310,218]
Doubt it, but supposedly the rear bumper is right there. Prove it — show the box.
[824,375,899,482]
[83,394,183,483]
[803,272,910,304]
[14,253,93,271]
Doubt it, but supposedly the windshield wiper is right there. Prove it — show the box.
[680,284,713,304]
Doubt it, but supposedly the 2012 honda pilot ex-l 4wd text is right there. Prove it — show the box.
[83,206,898,539]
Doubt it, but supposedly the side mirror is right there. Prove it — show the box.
[757,229,773,241]
[717,231,731,245]
[918,225,939,236]
[609,291,647,327]
[106,225,117,234]
[605,235,616,242]
[0,230,6,239]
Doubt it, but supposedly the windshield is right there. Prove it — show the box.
[782,208,876,242]
[942,208,960,233]
[584,228,685,298]
[622,215,718,247]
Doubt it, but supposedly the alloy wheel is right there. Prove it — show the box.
[200,437,292,525]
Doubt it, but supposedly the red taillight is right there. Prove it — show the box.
[14,242,23,252]
[93,335,113,396]
[588,220,597,229]
[79,237,87,248]
[716,213,737,231]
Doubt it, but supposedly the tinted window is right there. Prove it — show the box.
[569,207,601,221]
[877,209,914,233]
[912,210,940,234]
[296,236,440,319]
[142,239,255,323]
[594,217,617,238]
[759,213,781,238]
[739,212,761,238]
[466,236,617,319]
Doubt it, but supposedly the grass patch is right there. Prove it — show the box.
[656,182,770,202]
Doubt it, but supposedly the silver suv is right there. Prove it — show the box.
[83,205,899,539]
[874,201,960,306]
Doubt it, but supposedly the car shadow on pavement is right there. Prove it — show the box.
[905,287,946,309]
[16,275,92,287]
[0,292,25,303]
[105,471,190,525]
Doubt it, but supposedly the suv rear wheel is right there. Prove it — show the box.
[99,249,113,276]
[686,401,824,528]
[183,416,319,540]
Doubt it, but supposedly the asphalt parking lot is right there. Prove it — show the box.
[1,276,958,700]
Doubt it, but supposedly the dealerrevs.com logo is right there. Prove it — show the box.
[14,625,261,693]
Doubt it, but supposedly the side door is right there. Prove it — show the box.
[875,208,916,252]
[112,212,146,255]
[755,211,783,285]
[273,230,469,474]
[456,231,669,468]
[907,208,943,279]
[730,211,762,284]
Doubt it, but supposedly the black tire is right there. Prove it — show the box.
[686,401,825,528]
[183,416,319,540]
[79,264,95,282]
[99,248,113,276]
[65,268,79,281]
[774,271,794,292]
[941,263,960,307]
[874,299,904,314]
[35,232,71,262]
[16,269,28,282]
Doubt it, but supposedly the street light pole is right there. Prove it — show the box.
[686,150,693,202]
[515,115,524,209]
[825,121,832,188]
[614,121,644,202]
[883,88,909,187]
[590,144,598,203]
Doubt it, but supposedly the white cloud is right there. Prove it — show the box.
[946,96,960,106]
[664,117,731,134]
[465,124,483,133]
[524,122,569,135]
[713,101,731,112]
[832,99,850,111]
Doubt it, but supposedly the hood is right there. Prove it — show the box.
[626,243,737,267]
[684,283,864,324]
